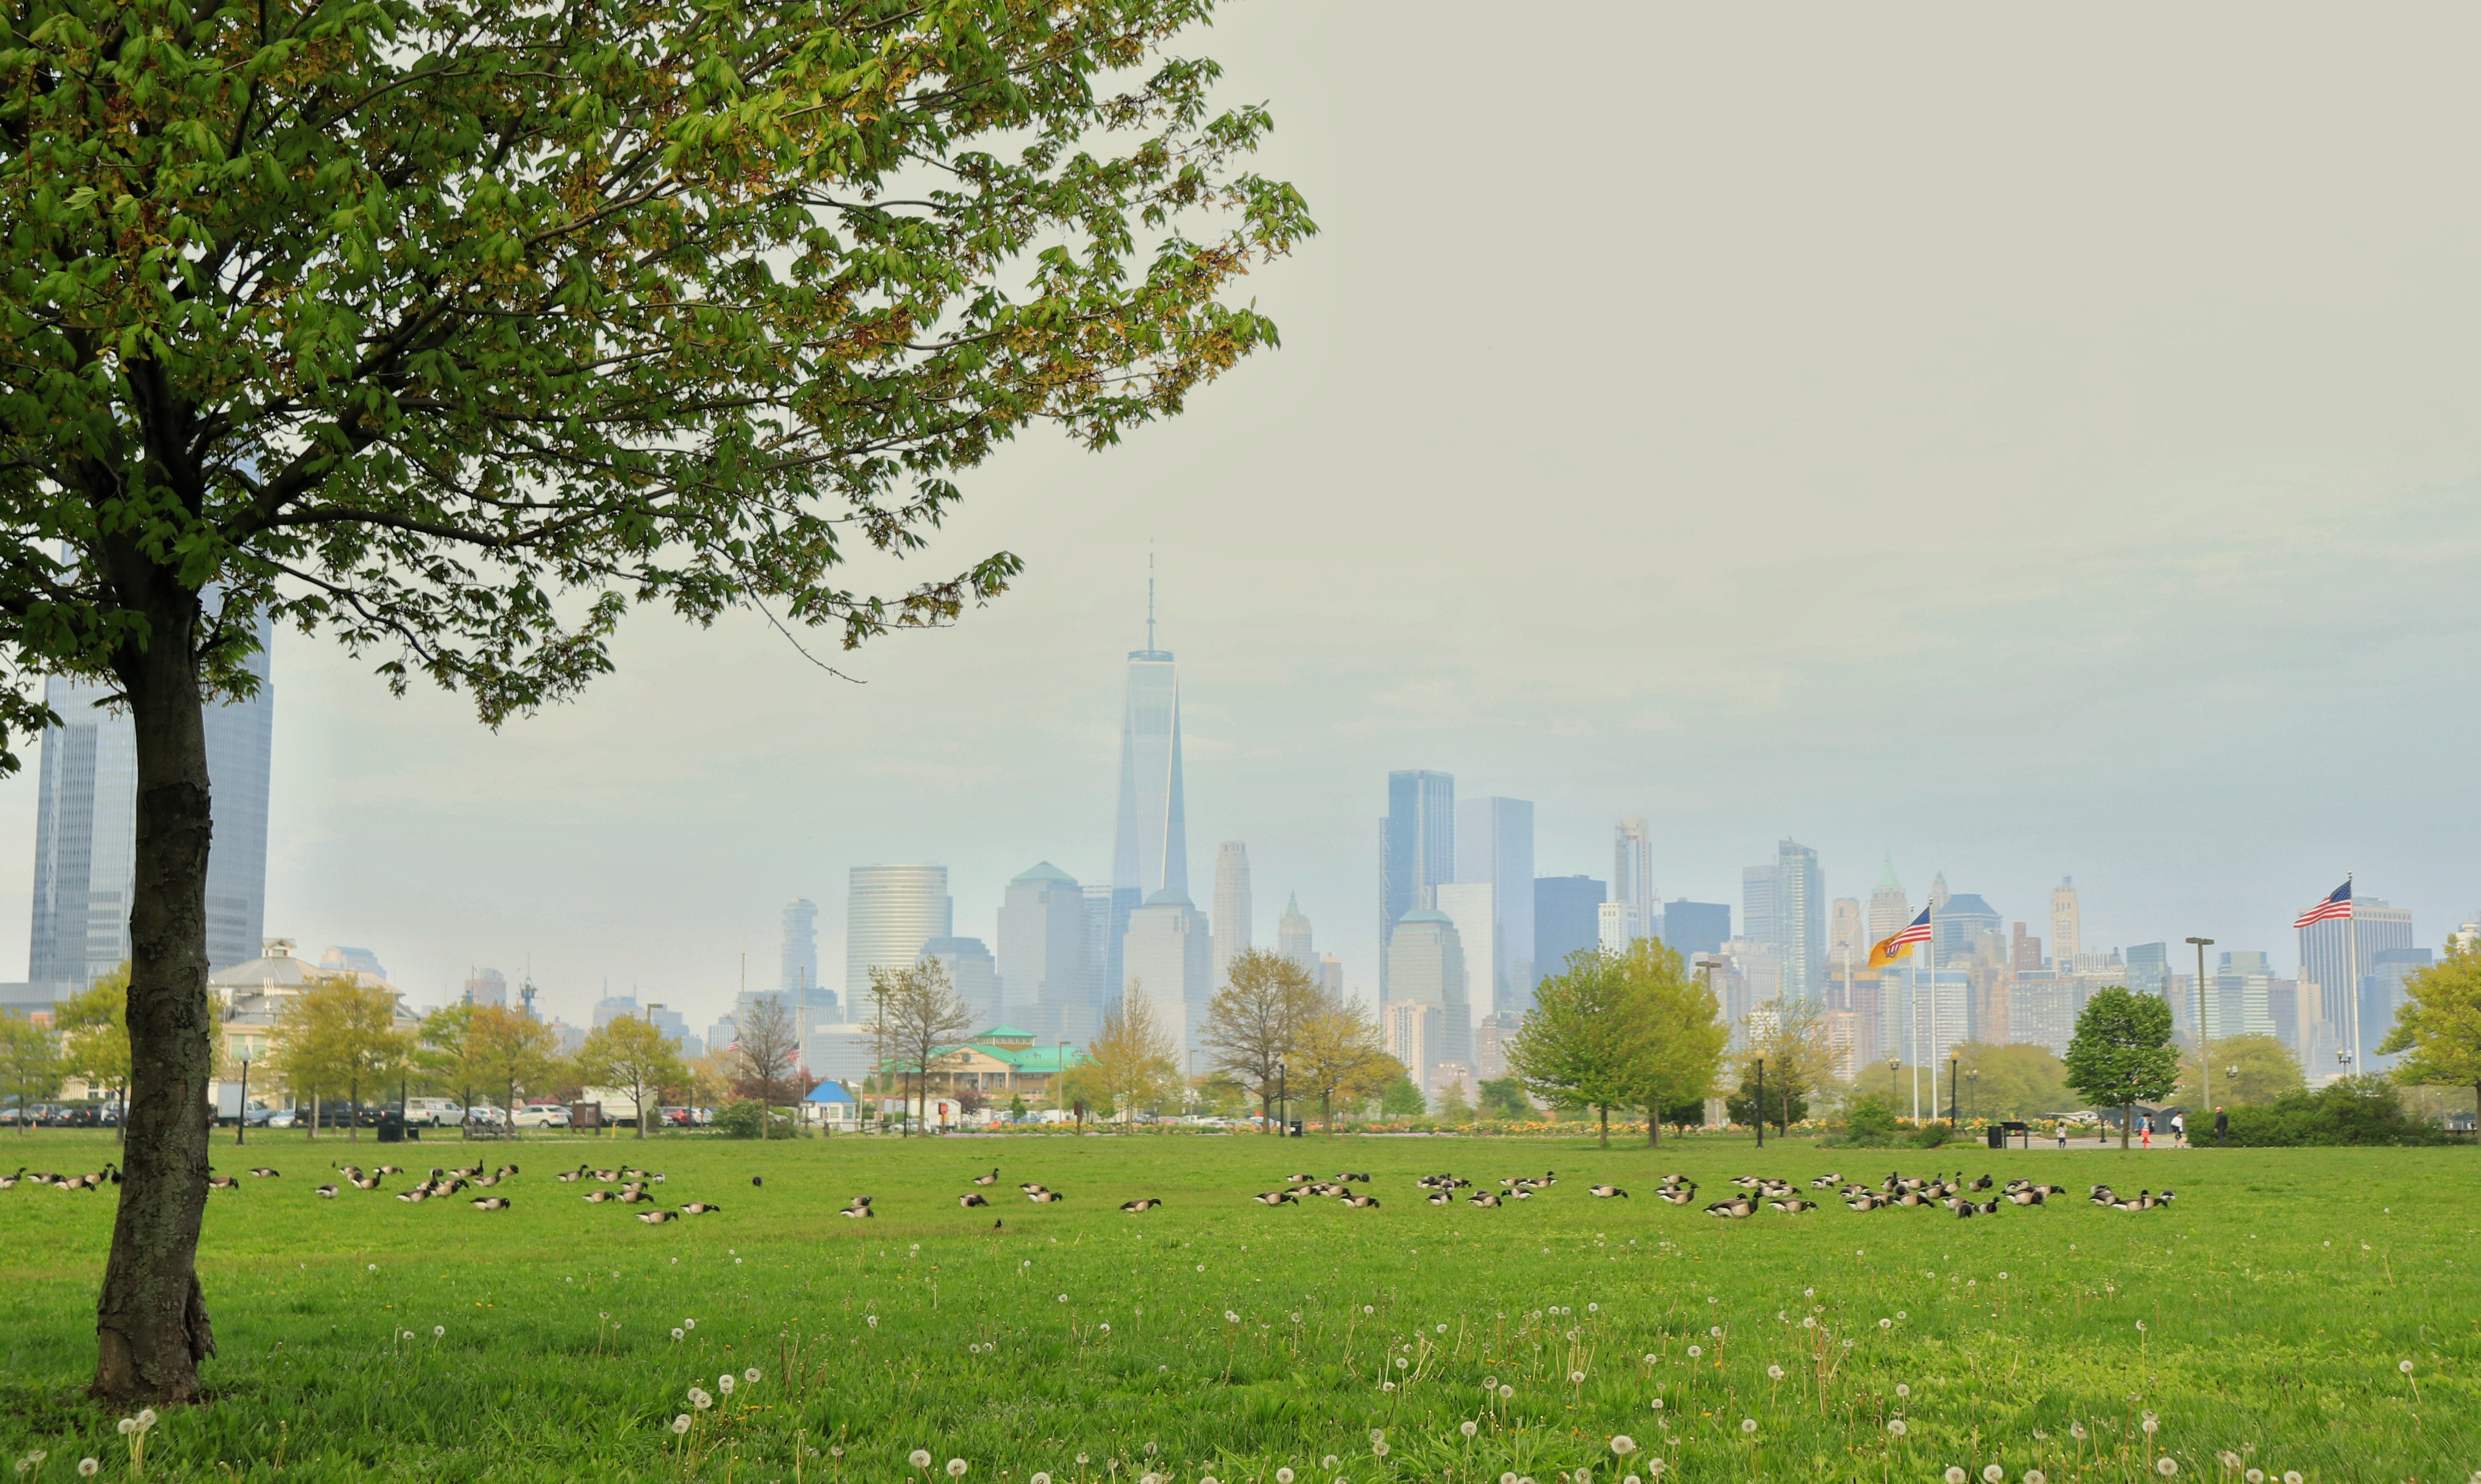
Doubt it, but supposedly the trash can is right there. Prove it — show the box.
[1985,1124,2005,1150]
[377,1108,405,1144]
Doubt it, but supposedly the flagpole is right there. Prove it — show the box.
[2346,872,2361,1078]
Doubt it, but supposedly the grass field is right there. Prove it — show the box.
[0,1129,2473,1482]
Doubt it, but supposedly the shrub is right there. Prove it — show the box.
[2221,1077,2454,1146]
[713,1098,768,1139]
[1823,1094,1899,1147]
[1910,1120,1952,1149]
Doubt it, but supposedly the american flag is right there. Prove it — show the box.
[1866,906,1936,968]
[2292,880,2353,929]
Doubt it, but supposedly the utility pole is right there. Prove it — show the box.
[1754,1055,1765,1149]
[2185,936,2216,1116]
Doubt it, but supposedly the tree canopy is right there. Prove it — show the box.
[2379,938,2481,1128]
[573,1015,690,1139]
[1513,941,1724,1146]
[2177,1032,2306,1110]
[1200,948,1318,1128]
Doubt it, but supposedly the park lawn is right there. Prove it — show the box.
[0,1129,2472,1482]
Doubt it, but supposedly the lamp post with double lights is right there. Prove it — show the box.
[2185,936,2216,1115]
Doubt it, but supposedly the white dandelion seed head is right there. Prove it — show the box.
[684,1319,696,1330]
[1276,1471,1293,1484]
[1462,1421,1479,1438]
[1569,1370,1585,1383]
[432,1325,445,1337]
[671,1416,692,1435]
[2137,1322,2148,1333]
[1323,1457,1339,1470]
[1381,1381,1396,1392]
[1227,1311,1240,1323]
[1438,1324,1449,1334]
[1803,1316,1816,1329]
[1374,1443,1390,1457]
[673,1328,686,1340]
[1057,1294,1069,1303]
[2070,1424,2088,1441]
[2155,1460,2178,1478]
[2142,1418,2158,1434]
[2245,1474,2264,1484]
[1945,1470,1967,1484]
[1880,1319,1893,1330]
[1896,1384,1910,1398]
[1363,1305,1374,1315]
[718,1374,735,1395]
[1651,1399,1664,1411]
[1499,1385,1514,1399]
[2027,1474,2049,1484]
[1887,1420,1907,1438]
[2400,1359,2416,1374]
[1077,1457,1090,1467]
[909,1450,933,1470]
[1686,1346,1702,1359]
[2283,1473,2303,1484]
[2219,1455,2242,1471]
[1897,1311,1907,1321]
[1032,1474,1051,1484]
[1767,1366,1784,1381]
[1740,1419,1757,1435]
[78,1463,98,1479]
[1484,1375,1498,1389]
[1986,1466,2007,1483]
[1610,1436,1635,1456]
[1098,1323,1111,1334]
[1708,1326,1721,1338]
[1396,1358,1410,1370]
[745,1368,760,1383]
[948,1459,969,1477]
[115,1421,134,1437]
[690,1389,713,1411]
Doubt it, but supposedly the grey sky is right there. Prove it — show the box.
[6,2,2479,1027]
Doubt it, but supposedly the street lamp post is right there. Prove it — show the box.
[1277,1060,1289,1137]
[2185,936,2216,1116]
[1966,1066,1978,1123]
[236,1057,249,1147]
[1887,1055,1900,1107]
[1754,1056,1766,1150]
[1947,1054,1959,1129]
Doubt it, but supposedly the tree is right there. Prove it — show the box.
[1085,988,1182,1126]
[1288,995,1393,1134]
[0,0,1310,1403]
[1954,1041,2078,1121]
[1476,1076,1536,1122]
[867,961,974,1136]
[57,966,134,1139]
[730,997,803,1139]
[1514,941,1724,1147]
[2176,1032,2305,1110]
[1378,1074,1427,1118]
[1201,949,1319,1130]
[1433,1080,1475,1125]
[0,1013,62,1129]
[1728,997,1834,1136]
[574,1017,690,1140]
[270,979,412,1145]
[2380,938,2481,1137]
[463,1007,563,1140]
[2063,986,2180,1149]
[412,1005,475,1113]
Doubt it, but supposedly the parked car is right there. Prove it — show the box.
[658,1106,694,1128]
[511,1105,571,1129]
[262,1108,298,1129]
[463,1104,509,1129]
[403,1097,464,1127]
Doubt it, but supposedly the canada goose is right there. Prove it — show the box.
[1120,1198,1164,1213]
[1657,1186,1698,1207]
[1026,1190,1066,1204]
[375,1165,404,1176]
[2006,1189,2045,1207]
[1337,1172,1371,1183]
[1844,1194,1883,1212]
[592,1169,620,1183]
[584,1190,616,1203]
[1730,1175,1763,1190]
[0,1168,22,1190]
[1768,1198,1818,1214]
[847,1194,874,1208]
[557,1167,587,1183]
[1286,1174,1314,1183]
[838,1205,875,1219]
[1589,1184,1628,1199]
[972,1168,999,1186]
[248,1167,280,1178]
[959,1193,990,1208]
[396,1188,428,1203]
[1810,1172,1844,1188]
[207,1175,238,1189]
[314,1184,338,1198]
[680,1202,722,1215]
[1425,1191,1452,1205]
[474,1174,500,1188]
[1467,1192,1501,1208]
[1508,1187,1533,1200]
[751,1175,763,1187]
[1703,1197,1756,1219]
[1251,1191,1298,1206]
[1341,1193,1381,1209]
[1019,1182,1050,1194]
[1970,1174,1994,1191]
[638,1209,678,1224]
[351,1173,382,1191]
[1953,1200,1979,1220]
[472,1196,512,1210]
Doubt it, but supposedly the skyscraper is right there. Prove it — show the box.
[780,898,823,1005]
[1432,881,1496,1050]
[2049,878,2081,970]
[1741,864,1778,953]
[1277,892,1314,974]
[1121,887,1211,1059]
[1379,770,1454,988]
[1866,856,1910,951]
[2298,895,2415,1073]
[1211,841,1252,987]
[1931,890,2000,968]
[1612,819,1656,945]
[27,624,273,992]
[846,864,953,1003]
[1533,875,1604,984]
[1084,884,1118,1013]
[920,936,1001,1026]
[999,862,1088,1042]
[1111,625,1188,934]
[1454,797,1534,1016]
[1774,838,1824,1004]
[1660,901,1730,959]
[1384,909,1472,1070]
[1828,897,1864,1003]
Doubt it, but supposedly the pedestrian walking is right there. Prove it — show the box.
[2056,1121,2068,1150]
[2215,1105,2229,1148]
[2171,1110,2186,1147]
[2140,1113,2153,1149]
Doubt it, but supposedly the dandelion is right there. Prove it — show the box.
[1651,1400,1664,1411]
[1462,1422,1479,1439]
[1945,1471,1968,1484]
[1438,1324,1450,1333]
[2283,1474,2303,1484]
[1897,1384,1911,1399]
[2027,1474,2048,1484]
[1077,1457,1091,1468]
[2245,1474,2264,1484]
[690,1389,713,1411]
[1033,1475,1053,1484]
[911,1451,934,1471]
[2137,1321,2148,1333]
[1708,1326,1721,1338]
[1802,1317,1816,1329]
[720,1374,738,1397]
[1569,1370,1585,1384]
[1397,1358,1410,1370]
[1323,1458,1339,1470]
[868,1316,880,1328]
[745,1368,760,1383]
[2070,1424,2088,1442]
[948,1460,969,1477]
[1499,1385,1514,1400]
[1485,1375,1499,1389]
[1058,1295,1069,1304]
[1686,1346,1702,1359]
[1363,1305,1374,1315]
[1887,1421,1908,1439]
[1098,1324,1111,1335]
[1276,1471,1294,1484]
[1227,1311,1240,1323]
[1611,1437,1635,1456]
[78,1464,98,1480]
[1739,1420,1756,1436]
[671,1416,692,1436]
[1897,1311,1907,1321]
[1373,1443,1391,1458]
[115,1422,134,1438]
[672,1327,686,1340]
[1766,1366,1784,1381]
[2142,1417,2159,1436]
[432,1325,445,1338]
[1879,1319,1892,1330]
[684,1319,696,1331]
[2219,1454,2240,1471]
[1986,1467,2007,1483]
[2155,1461,2178,1478]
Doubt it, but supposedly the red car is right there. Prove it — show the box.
[659,1106,694,1127]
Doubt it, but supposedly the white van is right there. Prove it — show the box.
[403,1098,464,1127]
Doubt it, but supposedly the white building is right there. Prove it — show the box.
[1211,841,1252,987]
[847,864,952,1004]
[1455,797,1535,1016]
[1433,882,1497,1058]
[998,861,1088,1043]
[1122,887,1212,1059]
[1384,909,1472,1069]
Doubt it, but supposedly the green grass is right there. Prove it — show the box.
[0,1129,2473,1482]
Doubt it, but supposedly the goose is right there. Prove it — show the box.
[396,1188,429,1203]
[1969,1174,1994,1191]
[1810,1172,1844,1188]
[1952,1200,1980,1220]
[971,1168,1000,1186]
[1340,1193,1381,1209]
[1657,1186,1698,1207]
[1729,1175,1763,1190]
[314,1184,339,1198]
[351,1173,383,1191]
[1508,1187,1534,1200]
[680,1202,723,1215]
[638,1209,678,1224]
[592,1169,621,1183]
[1337,1173,1371,1184]
[1286,1173,1315,1183]
[1425,1191,1453,1206]
[1120,1198,1165,1213]
[1703,1197,1757,1219]
[1025,1190,1066,1204]
[1019,1182,1050,1195]
[1844,1194,1884,1212]
[1589,1185,1628,1199]
[557,1167,588,1183]
[471,1196,512,1210]
[248,1167,280,1178]
[838,1205,875,1219]
[207,1174,238,1189]
[584,1190,616,1204]
[2005,1188,2045,1207]
[959,1193,990,1208]
[473,1174,501,1188]
[1767,1198,1818,1214]
[1251,1191,1298,1206]
[1535,1170,1557,1186]
[375,1165,404,1177]
[500,1165,520,1178]
[847,1194,874,1208]
[0,1168,22,1190]
[1893,1190,1926,1208]
[1467,1192,1502,1208]
[751,1175,764,1187]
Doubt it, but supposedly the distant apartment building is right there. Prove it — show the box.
[1660,900,1729,959]
[847,864,953,1003]
[920,936,1002,1026]
[1211,842,1252,987]
[2011,924,2042,974]
[1379,770,1455,988]
[1533,875,1605,984]
[1456,797,1535,1016]
[1383,1000,1442,1098]
[1597,900,1642,955]
[1611,819,1657,947]
[2007,975,2075,1057]
[464,968,508,1008]
[1475,1013,1517,1083]
[999,862,1090,1044]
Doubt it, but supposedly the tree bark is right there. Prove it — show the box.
[2121,1101,2132,1151]
[91,584,217,1403]
[1598,1104,1609,1147]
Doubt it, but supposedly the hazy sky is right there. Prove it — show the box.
[7,3,2481,1028]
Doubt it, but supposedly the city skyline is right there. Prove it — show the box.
[6,3,2481,1034]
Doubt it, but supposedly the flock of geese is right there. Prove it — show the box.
[1670,1170,2177,1220]
[0,1162,126,1191]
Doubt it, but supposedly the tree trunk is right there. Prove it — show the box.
[347,1077,359,1142]
[306,1089,317,1142]
[2121,1102,2132,1151]
[91,597,217,1403]
[1598,1104,1609,1147]
[1646,1107,1659,1146]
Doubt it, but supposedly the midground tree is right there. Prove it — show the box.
[0,0,1309,1401]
